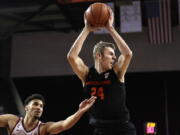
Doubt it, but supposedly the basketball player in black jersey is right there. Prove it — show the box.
[0,93,96,135]
[67,7,136,135]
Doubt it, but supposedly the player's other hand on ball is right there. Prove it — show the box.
[106,7,114,30]
[84,16,101,32]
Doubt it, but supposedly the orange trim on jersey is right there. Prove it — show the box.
[10,117,21,135]
[86,80,111,85]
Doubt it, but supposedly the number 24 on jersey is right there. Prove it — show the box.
[91,87,104,100]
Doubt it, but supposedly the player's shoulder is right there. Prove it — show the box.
[2,114,19,121]
[40,121,53,129]
[39,121,56,135]
[1,114,20,130]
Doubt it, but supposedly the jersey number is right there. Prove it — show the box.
[91,87,104,100]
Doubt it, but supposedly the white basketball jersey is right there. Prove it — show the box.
[11,117,42,135]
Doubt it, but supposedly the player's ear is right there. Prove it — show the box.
[25,105,28,111]
[96,52,102,59]
[97,52,103,59]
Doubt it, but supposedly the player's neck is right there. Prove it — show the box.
[95,63,106,73]
[24,115,39,129]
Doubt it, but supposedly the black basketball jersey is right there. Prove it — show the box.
[83,66,130,127]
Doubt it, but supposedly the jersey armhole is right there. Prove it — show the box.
[112,68,125,84]
[10,117,21,135]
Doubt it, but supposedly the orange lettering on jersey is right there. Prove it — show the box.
[86,80,111,85]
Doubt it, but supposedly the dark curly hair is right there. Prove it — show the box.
[24,93,45,106]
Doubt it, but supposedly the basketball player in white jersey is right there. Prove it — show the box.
[0,93,96,135]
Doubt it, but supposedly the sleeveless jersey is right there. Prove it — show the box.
[11,117,42,135]
[83,67,130,127]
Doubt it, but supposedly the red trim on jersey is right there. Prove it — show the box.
[10,117,21,135]
[38,123,43,135]
[22,118,40,132]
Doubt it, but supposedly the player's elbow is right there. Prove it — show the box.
[67,53,75,63]
[125,50,133,59]
[128,50,133,57]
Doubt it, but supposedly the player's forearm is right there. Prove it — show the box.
[67,27,89,58]
[108,27,132,56]
[62,109,84,130]
[47,110,84,134]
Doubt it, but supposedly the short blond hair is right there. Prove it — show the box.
[93,41,115,60]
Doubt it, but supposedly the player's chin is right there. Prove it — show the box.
[106,66,112,70]
[34,115,41,119]
[35,113,42,119]
[109,64,113,69]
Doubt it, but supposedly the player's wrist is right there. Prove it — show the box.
[107,26,115,33]
[77,108,86,116]
[83,26,91,33]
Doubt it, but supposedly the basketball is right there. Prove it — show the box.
[84,2,110,27]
